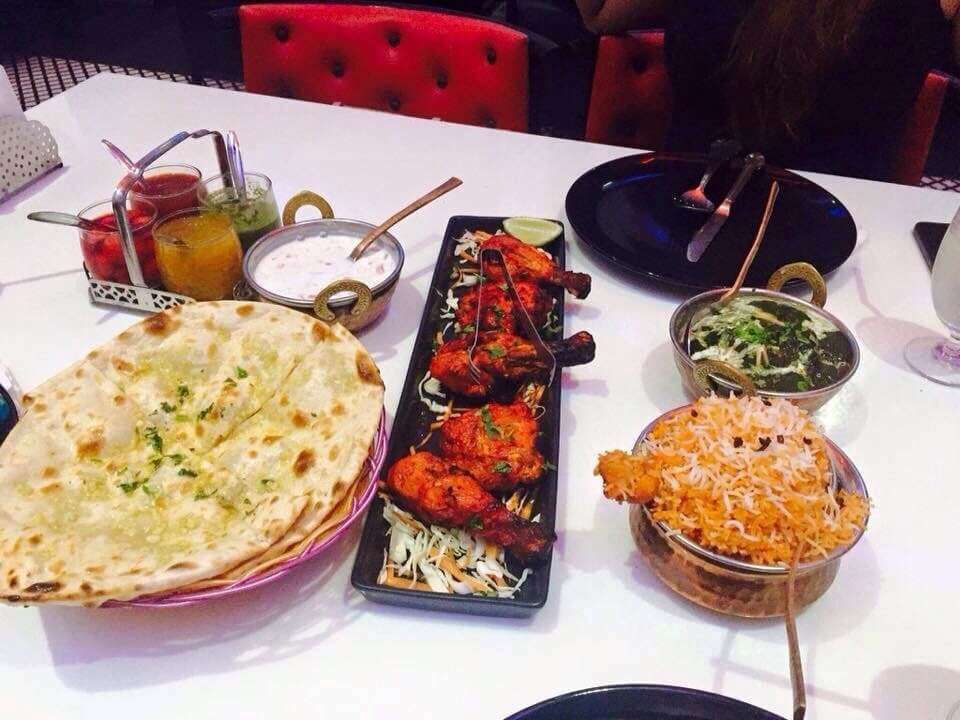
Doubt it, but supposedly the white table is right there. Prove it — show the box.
[1,73,958,720]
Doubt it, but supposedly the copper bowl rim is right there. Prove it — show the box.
[669,287,861,403]
[633,404,870,576]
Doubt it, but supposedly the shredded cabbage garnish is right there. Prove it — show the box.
[378,495,535,598]
[417,372,448,414]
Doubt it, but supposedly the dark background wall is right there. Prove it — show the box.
[1,0,957,176]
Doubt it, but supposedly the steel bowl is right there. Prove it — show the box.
[669,262,860,412]
[629,405,870,618]
[241,191,404,332]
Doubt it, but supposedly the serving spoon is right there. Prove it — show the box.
[349,177,462,261]
[27,211,99,231]
[786,542,806,720]
[686,180,780,344]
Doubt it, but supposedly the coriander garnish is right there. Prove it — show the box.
[235,366,248,379]
[144,426,163,453]
[485,345,506,359]
[118,479,144,495]
[176,384,190,401]
[479,407,504,438]
[160,401,176,413]
[492,460,511,474]
[178,468,198,477]
[194,487,217,500]
[198,404,214,420]
[259,478,277,489]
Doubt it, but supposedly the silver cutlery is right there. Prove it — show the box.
[675,138,741,213]
[686,152,765,263]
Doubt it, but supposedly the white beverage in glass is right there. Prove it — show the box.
[905,204,960,385]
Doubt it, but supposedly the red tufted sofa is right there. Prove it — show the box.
[892,70,952,186]
[584,32,672,151]
[239,3,530,131]
[585,32,954,185]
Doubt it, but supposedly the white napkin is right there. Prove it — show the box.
[0,71,25,120]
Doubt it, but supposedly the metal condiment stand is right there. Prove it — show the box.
[87,129,235,313]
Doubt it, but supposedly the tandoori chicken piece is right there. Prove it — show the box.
[439,402,545,492]
[386,451,555,562]
[429,330,596,398]
[455,279,550,333]
[479,234,591,299]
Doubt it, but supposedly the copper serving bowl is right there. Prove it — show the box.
[669,262,860,412]
[629,403,870,618]
[241,191,404,332]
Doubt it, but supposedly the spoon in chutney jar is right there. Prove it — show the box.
[100,138,136,172]
[27,211,99,231]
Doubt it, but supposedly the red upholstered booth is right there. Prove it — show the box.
[892,70,952,186]
[239,3,529,132]
[586,33,952,185]
[584,32,672,151]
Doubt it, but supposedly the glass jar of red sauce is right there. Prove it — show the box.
[131,164,202,218]
[78,199,160,286]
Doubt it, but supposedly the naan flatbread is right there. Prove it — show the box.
[0,302,383,605]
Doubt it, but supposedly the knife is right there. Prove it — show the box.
[686,152,765,263]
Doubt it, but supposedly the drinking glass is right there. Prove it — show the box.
[131,164,202,217]
[154,208,243,301]
[905,205,960,386]
[199,172,280,253]
[78,198,160,286]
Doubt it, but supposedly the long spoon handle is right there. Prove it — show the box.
[786,542,806,720]
[27,211,96,231]
[349,177,463,260]
[719,180,780,304]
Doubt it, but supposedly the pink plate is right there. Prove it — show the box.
[103,410,387,608]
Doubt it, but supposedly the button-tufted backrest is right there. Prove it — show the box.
[585,32,671,150]
[892,70,952,186]
[240,3,529,132]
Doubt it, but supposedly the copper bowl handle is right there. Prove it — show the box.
[766,262,827,308]
[693,359,758,397]
[282,191,335,226]
[313,279,373,323]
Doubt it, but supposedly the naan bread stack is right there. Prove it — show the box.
[0,302,384,606]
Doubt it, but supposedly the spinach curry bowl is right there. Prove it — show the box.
[669,264,859,412]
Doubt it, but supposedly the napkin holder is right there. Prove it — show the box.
[88,129,236,313]
[0,116,62,203]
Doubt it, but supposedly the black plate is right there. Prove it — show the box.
[566,153,856,291]
[0,384,17,446]
[506,684,785,720]
[351,215,566,618]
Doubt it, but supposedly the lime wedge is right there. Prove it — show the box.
[503,217,562,247]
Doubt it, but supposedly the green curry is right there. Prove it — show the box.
[688,296,852,392]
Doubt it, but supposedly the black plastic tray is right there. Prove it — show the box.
[351,215,567,618]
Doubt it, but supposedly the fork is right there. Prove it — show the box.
[675,138,741,213]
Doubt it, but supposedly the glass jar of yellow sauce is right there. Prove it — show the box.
[154,209,242,300]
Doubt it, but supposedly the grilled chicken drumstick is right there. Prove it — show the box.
[480,234,591,299]
[386,451,555,562]
[429,330,596,398]
[455,279,550,333]
[439,402,545,493]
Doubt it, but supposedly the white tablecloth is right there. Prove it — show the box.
[1,73,958,720]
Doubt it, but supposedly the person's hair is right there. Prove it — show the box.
[725,0,875,147]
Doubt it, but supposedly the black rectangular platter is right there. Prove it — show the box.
[351,215,567,618]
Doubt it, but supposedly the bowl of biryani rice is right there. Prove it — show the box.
[595,392,870,618]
